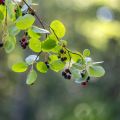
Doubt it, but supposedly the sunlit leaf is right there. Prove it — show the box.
[50,60,65,72]
[88,65,105,77]
[12,62,28,72]
[26,69,37,85]
[29,38,41,52]
[42,38,57,51]
[83,49,90,57]
[50,20,66,38]
[36,62,48,73]
[4,35,16,53]
[16,14,35,30]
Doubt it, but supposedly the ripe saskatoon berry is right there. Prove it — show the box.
[61,57,67,62]
[65,69,71,74]
[0,0,5,5]
[20,37,28,49]
[81,81,87,86]
[62,69,72,80]
[60,49,64,54]
[62,71,66,76]
[67,75,71,80]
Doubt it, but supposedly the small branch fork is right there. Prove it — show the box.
[18,0,84,66]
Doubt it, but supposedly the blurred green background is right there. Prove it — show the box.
[0,0,120,120]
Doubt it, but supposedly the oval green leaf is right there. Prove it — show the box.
[15,14,35,30]
[50,60,65,72]
[36,62,48,73]
[88,65,105,77]
[26,69,37,85]
[4,35,16,53]
[50,20,66,38]
[12,62,28,72]
[83,49,90,57]
[29,38,41,52]
[41,38,57,51]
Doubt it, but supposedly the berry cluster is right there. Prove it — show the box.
[0,0,5,5]
[45,61,49,68]
[59,49,67,62]
[19,36,28,49]
[62,69,72,80]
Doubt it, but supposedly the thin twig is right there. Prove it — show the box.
[22,0,45,29]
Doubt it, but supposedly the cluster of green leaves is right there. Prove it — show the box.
[0,0,105,85]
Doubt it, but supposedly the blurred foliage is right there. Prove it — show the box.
[0,0,120,120]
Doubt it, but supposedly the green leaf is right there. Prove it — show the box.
[88,66,105,77]
[49,55,58,63]
[32,26,50,34]
[4,35,16,53]
[29,38,41,52]
[51,45,62,53]
[15,14,35,30]
[50,20,66,38]
[70,53,82,62]
[50,60,65,72]
[42,38,57,52]
[36,62,48,73]
[28,28,41,39]
[83,49,90,57]
[6,0,16,20]
[70,67,80,79]
[8,26,20,36]
[72,63,86,70]
[0,10,4,22]
[15,6,22,19]
[12,62,28,72]
[25,55,39,65]
[26,69,37,85]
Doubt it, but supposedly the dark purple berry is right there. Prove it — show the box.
[45,61,48,65]
[64,74,68,79]
[62,71,66,76]
[20,37,28,49]
[61,57,67,61]
[81,81,87,86]
[63,57,67,61]
[0,0,5,5]
[61,58,64,61]
[60,49,64,54]
[67,75,71,80]
[65,69,71,74]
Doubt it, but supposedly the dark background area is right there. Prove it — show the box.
[0,0,120,120]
